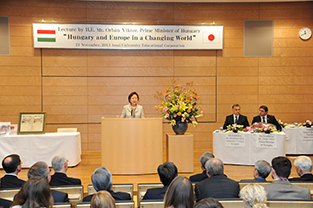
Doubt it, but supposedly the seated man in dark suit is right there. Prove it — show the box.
[251,105,282,131]
[195,158,240,202]
[83,166,131,202]
[28,161,69,203]
[240,160,271,182]
[263,156,310,200]
[289,156,313,182]
[143,162,178,199]
[0,154,25,188]
[49,154,81,186]
[223,104,249,129]
[189,151,214,183]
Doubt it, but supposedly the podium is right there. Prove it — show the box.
[166,133,194,173]
[101,118,163,174]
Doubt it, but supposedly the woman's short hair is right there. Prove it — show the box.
[13,176,53,208]
[194,198,224,208]
[91,191,116,208]
[128,92,139,103]
[164,176,194,208]
[240,183,268,208]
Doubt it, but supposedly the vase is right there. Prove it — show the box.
[306,124,311,128]
[232,130,238,133]
[172,121,188,135]
[265,131,271,134]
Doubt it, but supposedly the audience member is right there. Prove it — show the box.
[251,105,282,131]
[289,156,313,182]
[194,198,224,208]
[83,167,131,202]
[195,158,239,202]
[143,162,178,199]
[12,176,53,208]
[240,160,271,182]
[164,176,194,208]
[0,154,25,188]
[223,104,249,129]
[189,152,214,183]
[263,156,311,200]
[49,154,81,186]
[28,161,69,203]
[91,191,116,208]
[240,183,268,208]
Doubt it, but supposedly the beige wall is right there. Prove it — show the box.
[0,1,312,152]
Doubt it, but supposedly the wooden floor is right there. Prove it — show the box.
[0,151,302,194]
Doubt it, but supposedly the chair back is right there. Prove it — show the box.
[139,199,164,208]
[77,201,134,208]
[53,202,72,208]
[239,182,271,189]
[50,185,84,203]
[57,128,77,133]
[88,184,133,199]
[0,187,20,201]
[137,183,163,205]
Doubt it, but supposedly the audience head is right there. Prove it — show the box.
[205,158,224,177]
[271,156,291,179]
[294,156,312,176]
[158,162,178,186]
[259,105,268,117]
[164,176,194,208]
[13,176,53,208]
[51,154,68,172]
[240,183,268,208]
[2,154,22,174]
[200,152,215,170]
[194,198,224,208]
[254,160,271,179]
[91,190,116,208]
[232,104,241,116]
[28,161,51,182]
[92,167,112,192]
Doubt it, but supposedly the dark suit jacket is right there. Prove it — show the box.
[49,172,81,186]
[0,175,25,188]
[195,175,240,202]
[143,185,168,200]
[83,190,131,202]
[252,114,282,131]
[289,173,313,182]
[0,198,12,208]
[223,114,249,129]
[189,171,208,183]
[51,190,69,203]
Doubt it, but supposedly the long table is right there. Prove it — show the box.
[0,132,81,168]
[213,131,285,165]
[284,127,313,154]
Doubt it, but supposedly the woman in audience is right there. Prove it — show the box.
[164,176,194,208]
[12,176,53,208]
[194,198,224,208]
[91,191,116,208]
[239,183,268,208]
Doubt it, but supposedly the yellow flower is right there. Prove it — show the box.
[174,90,179,94]
[177,112,182,116]
[170,120,176,126]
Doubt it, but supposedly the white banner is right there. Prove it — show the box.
[32,23,223,50]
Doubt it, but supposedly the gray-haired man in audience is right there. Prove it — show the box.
[289,156,313,182]
[240,160,271,182]
[49,154,81,186]
[189,151,215,183]
[28,161,69,203]
[83,166,131,202]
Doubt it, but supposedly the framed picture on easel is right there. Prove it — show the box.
[18,112,46,134]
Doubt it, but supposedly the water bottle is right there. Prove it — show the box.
[295,122,298,127]
[220,126,223,131]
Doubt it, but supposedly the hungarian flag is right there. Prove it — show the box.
[37,30,56,42]
[202,31,220,44]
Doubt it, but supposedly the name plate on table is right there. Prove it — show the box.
[302,128,313,140]
[225,134,245,147]
[256,134,277,148]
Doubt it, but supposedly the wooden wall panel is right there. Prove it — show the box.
[0,0,312,152]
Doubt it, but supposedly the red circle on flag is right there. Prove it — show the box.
[208,34,215,41]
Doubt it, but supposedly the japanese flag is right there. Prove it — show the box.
[202,31,220,44]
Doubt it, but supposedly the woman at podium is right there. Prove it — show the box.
[120,92,145,118]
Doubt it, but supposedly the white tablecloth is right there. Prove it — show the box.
[0,132,81,168]
[284,127,313,154]
[213,131,285,165]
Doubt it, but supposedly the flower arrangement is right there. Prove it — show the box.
[304,120,312,127]
[155,81,203,126]
[244,122,277,133]
[278,119,287,128]
[225,124,244,132]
